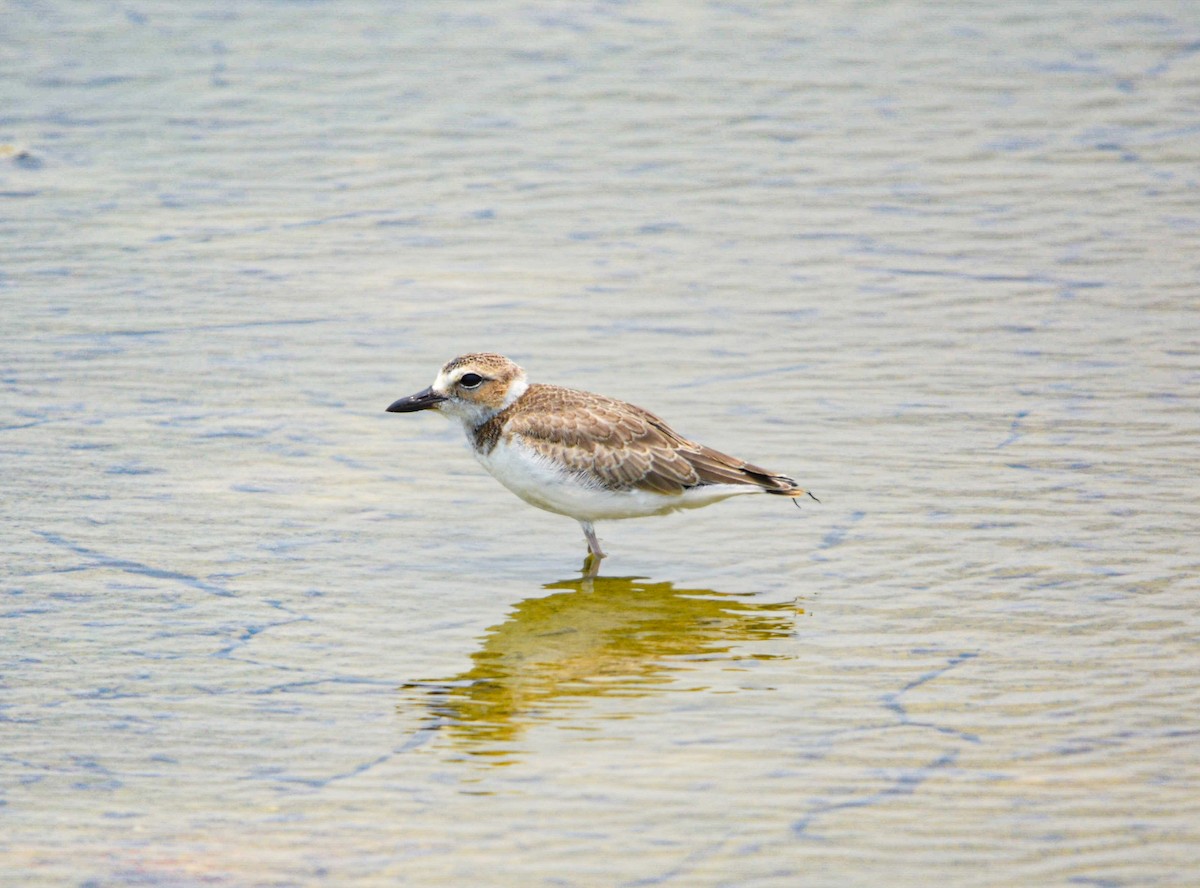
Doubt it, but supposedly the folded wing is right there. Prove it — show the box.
[503,385,804,497]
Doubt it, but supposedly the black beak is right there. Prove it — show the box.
[386,386,448,413]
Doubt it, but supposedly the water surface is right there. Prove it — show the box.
[3,2,1199,885]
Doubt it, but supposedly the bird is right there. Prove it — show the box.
[385,353,815,576]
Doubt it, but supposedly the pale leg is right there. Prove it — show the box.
[579,521,605,577]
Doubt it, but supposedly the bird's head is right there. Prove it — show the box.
[386,353,529,427]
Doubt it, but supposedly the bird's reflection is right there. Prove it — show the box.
[400,575,799,763]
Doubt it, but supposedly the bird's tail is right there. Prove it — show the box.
[690,445,818,502]
[754,470,819,503]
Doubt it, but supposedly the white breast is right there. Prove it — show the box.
[473,436,760,522]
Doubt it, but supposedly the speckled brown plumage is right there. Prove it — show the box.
[475,383,803,497]
[387,352,815,573]
[442,352,516,377]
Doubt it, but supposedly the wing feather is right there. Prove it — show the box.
[502,384,801,496]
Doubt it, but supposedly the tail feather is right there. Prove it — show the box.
[746,467,808,497]
[689,445,815,500]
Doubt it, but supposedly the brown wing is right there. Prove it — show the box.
[502,385,803,496]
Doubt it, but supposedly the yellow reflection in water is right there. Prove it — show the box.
[401,576,799,763]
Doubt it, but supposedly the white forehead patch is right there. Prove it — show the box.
[435,365,488,391]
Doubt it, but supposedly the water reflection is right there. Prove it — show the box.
[401,576,798,763]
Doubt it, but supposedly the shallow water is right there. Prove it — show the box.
[3,1,1199,885]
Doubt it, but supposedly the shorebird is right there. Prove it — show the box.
[386,353,815,576]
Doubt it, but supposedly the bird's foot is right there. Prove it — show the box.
[582,551,605,578]
[579,521,606,577]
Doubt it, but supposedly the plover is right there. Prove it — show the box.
[386,353,815,575]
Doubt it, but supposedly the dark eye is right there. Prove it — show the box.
[459,373,484,389]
